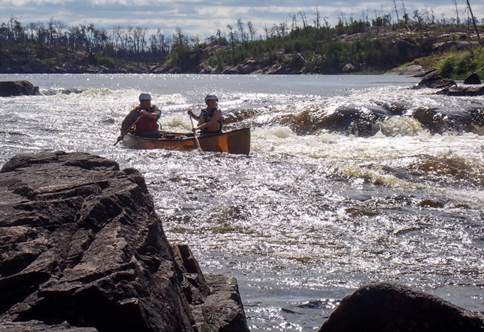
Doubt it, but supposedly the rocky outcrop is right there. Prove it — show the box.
[464,73,482,85]
[0,81,39,97]
[320,283,484,332]
[437,85,484,97]
[411,107,483,134]
[414,71,456,89]
[0,152,249,332]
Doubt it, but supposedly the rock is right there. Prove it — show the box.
[0,152,249,332]
[320,283,484,332]
[342,63,356,73]
[415,71,456,89]
[277,106,387,136]
[463,73,482,85]
[236,59,261,74]
[437,85,484,97]
[0,321,98,331]
[432,40,476,53]
[411,107,478,134]
[418,199,445,208]
[0,81,40,97]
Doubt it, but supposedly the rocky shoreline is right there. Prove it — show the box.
[0,152,249,332]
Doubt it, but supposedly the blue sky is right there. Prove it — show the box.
[0,0,482,37]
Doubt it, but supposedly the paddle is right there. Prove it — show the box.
[114,115,141,146]
[189,115,203,152]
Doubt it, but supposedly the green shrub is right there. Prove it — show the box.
[95,54,115,67]
[438,48,484,79]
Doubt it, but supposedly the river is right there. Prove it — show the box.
[0,74,483,331]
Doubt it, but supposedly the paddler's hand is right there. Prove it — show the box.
[187,109,194,117]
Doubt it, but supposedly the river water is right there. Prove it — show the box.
[0,74,483,331]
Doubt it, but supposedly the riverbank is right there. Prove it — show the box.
[1,28,482,77]
[391,46,484,78]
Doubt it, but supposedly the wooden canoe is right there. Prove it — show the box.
[123,128,250,155]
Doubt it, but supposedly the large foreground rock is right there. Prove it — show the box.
[0,81,39,97]
[0,152,249,332]
[320,283,484,332]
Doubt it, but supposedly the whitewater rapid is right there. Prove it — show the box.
[0,74,483,331]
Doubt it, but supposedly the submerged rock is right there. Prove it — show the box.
[320,283,484,332]
[414,71,456,89]
[411,107,481,134]
[0,81,40,97]
[464,73,482,85]
[437,85,484,97]
[0,152,249,332]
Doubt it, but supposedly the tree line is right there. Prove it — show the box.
[0,3,482,71]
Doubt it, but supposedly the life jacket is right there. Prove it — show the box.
[135,106,160,135]
[200,108,223,132]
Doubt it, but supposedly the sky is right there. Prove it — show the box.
[0,0,482,37]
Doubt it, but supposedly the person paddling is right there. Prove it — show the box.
[187,95,223,134]
[119,93,161,140]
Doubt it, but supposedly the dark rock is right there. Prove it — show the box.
[432,40,476,52]
[320,283,484,332]
[415,71,456,89]
[464,73,482,85]
[0,152,249,332]
[0,321,98,331]
[438,85,484,96]
[418,199,445,208]
[0,81,40,97]
[411,107,479,134]
[342,63,356,73]
[276,106,389,136]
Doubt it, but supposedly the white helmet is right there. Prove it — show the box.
[139,93,152,102]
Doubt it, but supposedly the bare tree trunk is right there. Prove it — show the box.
[454,0,460,25]
[466,0,481,44]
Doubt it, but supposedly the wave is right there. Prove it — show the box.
[222,87,484,137]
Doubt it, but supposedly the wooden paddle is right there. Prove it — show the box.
[114,115,141,146]
[189,115,203,152]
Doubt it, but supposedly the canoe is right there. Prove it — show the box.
[123,128,250,155]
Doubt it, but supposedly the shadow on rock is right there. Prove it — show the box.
[320,283,484,332]
[0,151,249,332]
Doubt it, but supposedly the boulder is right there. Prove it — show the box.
[0,81,39,97]
[0,152,249,332]
[342,63,356,73]
[414,71,456,89]
[437,85,484,97]
[463,73,482,85]
[320,283,484,332]
[411,107,479,134]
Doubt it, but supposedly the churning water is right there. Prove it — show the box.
[0,74,483,331]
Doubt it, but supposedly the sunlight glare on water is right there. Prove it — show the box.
[0,74,483,331]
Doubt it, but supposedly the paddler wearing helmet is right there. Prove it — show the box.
[119,93,162,139]
[187,94,223,134]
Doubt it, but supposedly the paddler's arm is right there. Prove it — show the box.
[187,109,200,121]
[120,108,141,135]
[196,109,221,130]
[139,109,161,120]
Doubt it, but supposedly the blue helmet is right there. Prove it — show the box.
[139,93,152,102]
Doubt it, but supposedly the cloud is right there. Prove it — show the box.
[0,0,482,37]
